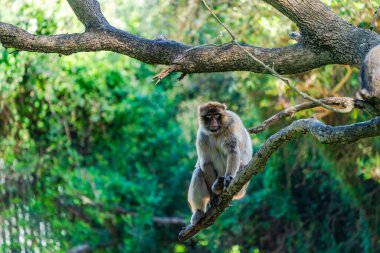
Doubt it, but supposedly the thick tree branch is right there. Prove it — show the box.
[66,0,110,30]
[178,116,380,241]
[0,21,333,74]
[263,0,347,33]
[263,0,380,65]
[1,0,380,75]
[0,22,188,65]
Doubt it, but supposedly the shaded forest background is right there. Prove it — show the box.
[0,0,379,252]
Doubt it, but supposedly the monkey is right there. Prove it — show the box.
[359,45,380,107]
[187,101,253,225]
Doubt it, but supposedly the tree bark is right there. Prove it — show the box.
[1,0,379,74]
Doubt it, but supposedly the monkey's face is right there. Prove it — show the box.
[198,102,228,134]
[203,110,222,133]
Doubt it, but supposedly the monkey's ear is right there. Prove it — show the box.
[198,105,203,114]
[222,103,227,110]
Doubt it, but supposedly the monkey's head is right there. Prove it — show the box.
[198,101,229,134]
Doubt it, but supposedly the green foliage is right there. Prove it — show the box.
[0,0,380,253]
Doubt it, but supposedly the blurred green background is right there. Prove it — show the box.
[0,0,379,252]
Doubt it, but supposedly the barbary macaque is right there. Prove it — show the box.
[359,45,380,106]
[187,101,252,225]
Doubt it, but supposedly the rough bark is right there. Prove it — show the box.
[178,116,380,241]
[263,0,380,65]
[1,0,380,74]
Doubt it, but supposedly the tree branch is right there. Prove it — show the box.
[370,6,380,31]
[178,116,380,241]
[202,1,353,113]
[263,0,347,33]
[1,0,380,75]
[66,0,110,30]
[152,216,186,226]
[262,0,380,65]
[248,97,378,134]
[0,21,333,74]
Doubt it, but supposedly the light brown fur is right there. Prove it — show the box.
[188,102,253,224]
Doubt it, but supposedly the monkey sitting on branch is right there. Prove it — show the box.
[187,101,252,225]
[359,44,380,109]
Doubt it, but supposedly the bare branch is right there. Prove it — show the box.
[0,21,334,74]
[1,0,380,75]
[370,6,380,31]
[262,0,347,33]
[332,66,352,95]
[66,0,110,30]
[178,116,380,241]
[153,66,178,84]
[262,0,380,66]
[248,97,370,134]
[152,217,186,226]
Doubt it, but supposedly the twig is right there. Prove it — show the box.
[153,216,186,225]
[370,6,380,31]
[153,65,177,84]
[201,2,235,40]
[154,41,232,84]
[332,65,352,95]
[177,73,187,81]
[8,49,21,54]
[248,97,358,134]
[201,0,351,114]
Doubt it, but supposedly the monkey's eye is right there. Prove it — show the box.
[206,115,212,119]
[215,114,220,119]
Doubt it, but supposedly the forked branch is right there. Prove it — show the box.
[178,116,380,241]
[248,97,378,134]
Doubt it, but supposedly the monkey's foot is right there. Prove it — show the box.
[224,175,233,189]
[211,176,224,195]
[190,210,205,225]
[210,193,219,208]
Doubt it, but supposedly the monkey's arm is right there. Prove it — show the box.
[224,137,241,187]
[196,132,218,188]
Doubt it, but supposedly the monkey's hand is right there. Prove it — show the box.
[224,175,233,189]
[211,176,224,195]
[210,192,219,208]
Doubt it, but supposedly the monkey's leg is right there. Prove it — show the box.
[210,176,224,208]
[188,168,210,225]
[211,176,224,195]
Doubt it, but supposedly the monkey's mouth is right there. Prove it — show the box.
[209,127,220,132]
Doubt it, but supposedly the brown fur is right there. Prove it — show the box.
[188,102,253,224]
